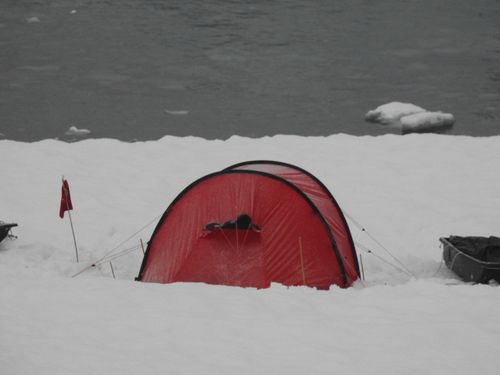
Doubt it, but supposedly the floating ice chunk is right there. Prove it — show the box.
[65,126,91,136]
[0,132,4,138]
[401,112,455,133]
[365,102,426,125]
[26,16,40,23]
[70,10,77,15]
[164,109,189,116]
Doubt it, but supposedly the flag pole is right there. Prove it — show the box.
[67,207,79,263]
[62,176,79,262]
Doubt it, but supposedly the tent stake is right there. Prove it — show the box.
[140,238,145,255]
[109,262,116,279]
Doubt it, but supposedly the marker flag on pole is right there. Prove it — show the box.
[59,179,73,218]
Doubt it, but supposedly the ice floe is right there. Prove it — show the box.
[365,102,426,124]
[164,109,189,116]
[365,101,455,133]
[65,126,91,136]
[401,111,455,134]
[26,16,40,24]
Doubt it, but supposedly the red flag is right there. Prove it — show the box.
[59,179,73,218]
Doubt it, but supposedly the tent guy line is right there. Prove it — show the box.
[70,165,409,286]
[343,211,414,277]
[71,213,163,278]
[354,241,413,278]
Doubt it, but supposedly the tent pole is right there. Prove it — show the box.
[359,254,365,281]
[298,237,306,285]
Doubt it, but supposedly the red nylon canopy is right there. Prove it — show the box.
[137,161,359,289]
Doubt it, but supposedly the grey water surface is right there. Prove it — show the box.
[1,0,499,141]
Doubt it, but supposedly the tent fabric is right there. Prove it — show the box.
[225,161,359,283]
[137,161,359,289]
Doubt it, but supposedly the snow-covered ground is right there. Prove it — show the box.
[1,135,500,374]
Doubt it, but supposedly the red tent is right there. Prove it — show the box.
[137,161,359,289]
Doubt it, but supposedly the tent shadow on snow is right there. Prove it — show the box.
[137,161,360,290]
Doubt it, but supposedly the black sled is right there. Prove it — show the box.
[440,236,500,283]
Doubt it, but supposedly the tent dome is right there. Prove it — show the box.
[137,161,359,289]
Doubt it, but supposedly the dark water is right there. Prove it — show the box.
[1,0,500,141]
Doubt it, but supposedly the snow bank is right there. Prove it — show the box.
[366,102,455,133]
[1,134,499,374]
[2,276,499,375]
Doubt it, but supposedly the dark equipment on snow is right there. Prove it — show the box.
[204,214,261,232]
[0,221,18,243]
[440,236,500,283]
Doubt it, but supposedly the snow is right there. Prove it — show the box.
[366,102,455,133]
[1,134,500,374]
